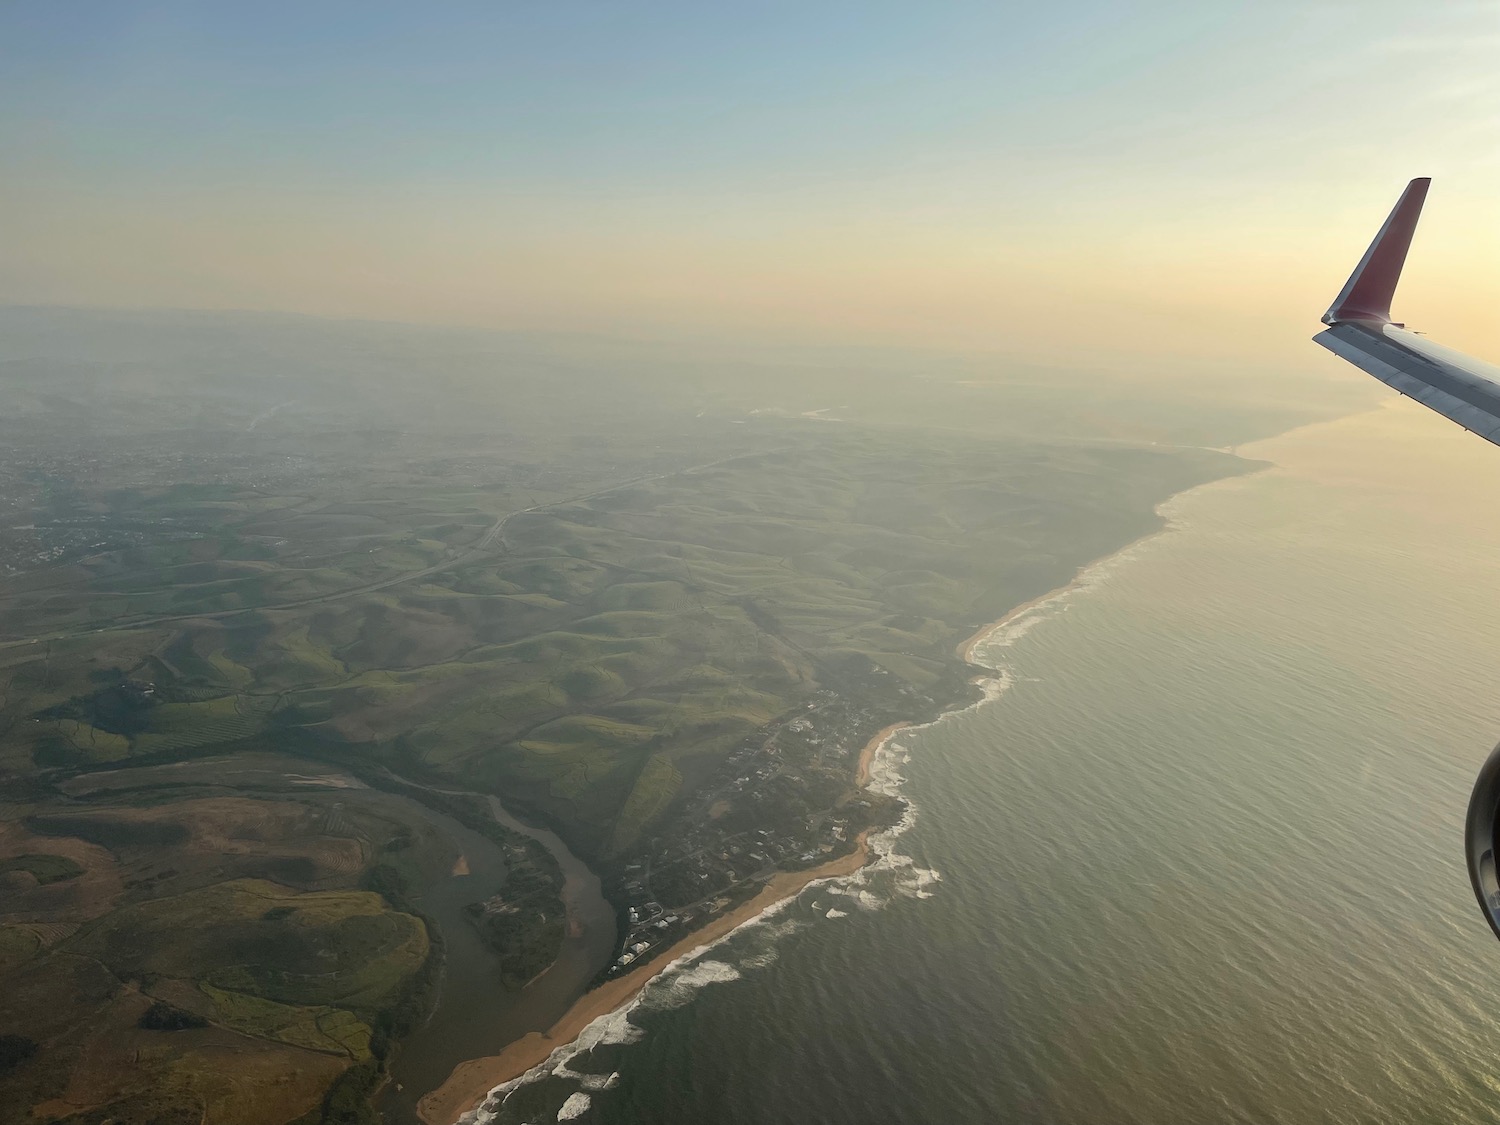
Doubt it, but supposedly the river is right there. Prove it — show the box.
[382,791,616,1124]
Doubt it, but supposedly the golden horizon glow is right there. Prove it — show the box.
[4,2,1499,375]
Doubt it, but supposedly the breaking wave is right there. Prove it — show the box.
[638,960,740,1013]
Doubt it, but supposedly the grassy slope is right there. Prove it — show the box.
[3,428,1252,859]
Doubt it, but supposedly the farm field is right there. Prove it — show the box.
[0,791,431,1123]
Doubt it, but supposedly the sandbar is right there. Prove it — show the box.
[417,834,871,1125]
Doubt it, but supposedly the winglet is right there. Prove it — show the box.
[1322,177,1431,326]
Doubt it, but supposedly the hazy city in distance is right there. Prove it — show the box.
[3,5,1500,1125]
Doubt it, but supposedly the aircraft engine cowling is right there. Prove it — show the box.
[1464,742,1500,942]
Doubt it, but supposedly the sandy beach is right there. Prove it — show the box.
[857,721,910,786]
[957,580,1082,665]
[417,834,871,1125]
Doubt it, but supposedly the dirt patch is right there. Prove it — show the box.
[46,987,155,1113]
[0,822,123,925]
[29,982,348,1125]
[26,797,368,892]
[177,797,368,885]
[23,922,80,947]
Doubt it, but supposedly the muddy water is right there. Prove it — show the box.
[57,751,615,1125]
[383,795,616,1123]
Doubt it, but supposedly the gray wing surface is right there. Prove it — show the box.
[1313,177,1500,446]
[1317,180,1500,948]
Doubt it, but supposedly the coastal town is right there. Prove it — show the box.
[597,673,964,978]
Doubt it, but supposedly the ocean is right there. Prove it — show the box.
[467,401,1500,1125]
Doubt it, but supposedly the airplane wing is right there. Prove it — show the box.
[1318,181,1500,945]
[1313,177,1500,446]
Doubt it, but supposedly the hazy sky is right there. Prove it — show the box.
[4,1,1498,373]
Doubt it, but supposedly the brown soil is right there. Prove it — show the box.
[46,797,367,890]
[0,821,123,925]
[28,979,347,1125]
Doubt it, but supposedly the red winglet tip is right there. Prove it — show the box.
[1323,178,1431,326]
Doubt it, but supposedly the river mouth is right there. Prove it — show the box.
[58,750,616,1125]
[381,794,617,1123]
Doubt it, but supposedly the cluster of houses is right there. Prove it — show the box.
[606,811,856,976]
[603,682,906,978]
[612,896,691,971]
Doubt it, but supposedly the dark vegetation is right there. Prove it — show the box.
[37,670,157,737]
[0,853,83,885]
[137,1002,207,1031]
[466,903,567,989]
[295,1060,383,1125]
[0,1034,37,1076]
[28,813,189,849]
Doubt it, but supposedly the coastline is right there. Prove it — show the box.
[417,464,1266,1124]
[956,580,1089,667]
[417,834,871,1125]
[420,717,922,1123]
[857,722,911,786]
